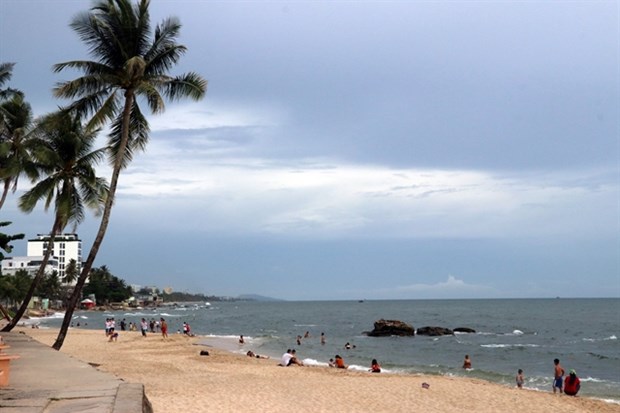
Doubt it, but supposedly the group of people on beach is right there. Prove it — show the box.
[270,332,382,373]
[551,358,581,396]
[512,358,580,396]
[463,354,580,395]
[102,317,195,341]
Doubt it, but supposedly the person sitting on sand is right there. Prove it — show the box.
[463,354,472,369]
[516,369,524,388]
[108,328,119,342]
[247,350,270,359]
[280,349,303,366]
[289,349,303,366]
[564,369,580,396]
[335,355,347,369]
[370,359,381,373]
[280,349,293,366]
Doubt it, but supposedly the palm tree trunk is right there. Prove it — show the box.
[52,92,135,350]
[1,216,61,332]
[0,303,11,321]
[0,179,11,210]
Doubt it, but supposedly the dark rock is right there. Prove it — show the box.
[453,327,476,333]
[416,326,454,336]
[366,319,415,337]
[199,350,210,356]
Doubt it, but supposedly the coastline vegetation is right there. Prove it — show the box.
[0,0,207,348]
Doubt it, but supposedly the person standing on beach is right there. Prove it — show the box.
[160,318,168,339]
[140,318,148,337]
[553,358,565,394]
[516,369,524,388]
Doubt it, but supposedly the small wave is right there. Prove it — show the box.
[481,344,540,348]
[583,335,617,342]
[588,352,615,360]
[581,376,606,383]
[511,330,524,335]
[595,398,620,405]
[302,358,328,367]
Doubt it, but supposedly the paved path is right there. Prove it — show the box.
[0,331,152,413]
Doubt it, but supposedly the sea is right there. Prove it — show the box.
[31,298,620,403]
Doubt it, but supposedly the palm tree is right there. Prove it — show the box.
[0,221,24,321]
[0,94,37,210]
[1,110,109,332]
[63,258,79,285]
[51,0,206,350]
[0,62,21,103]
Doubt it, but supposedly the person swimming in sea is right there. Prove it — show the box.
[463,354,472,369]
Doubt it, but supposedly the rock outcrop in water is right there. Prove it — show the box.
[416,326,454,336]
[366,319,415,336]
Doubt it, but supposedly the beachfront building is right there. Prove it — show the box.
[27,233,82,284]
[0,256,59,276]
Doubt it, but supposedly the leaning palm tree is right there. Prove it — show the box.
[1,110,108,332]
[51,0,206,350]
[0,94,37,210]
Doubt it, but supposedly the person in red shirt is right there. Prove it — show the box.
[335,355,347,369]
[564,369,581,396]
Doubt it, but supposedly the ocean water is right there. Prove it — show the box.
[34,298,620,403]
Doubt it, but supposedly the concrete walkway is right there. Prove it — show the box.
[0,332,152,413]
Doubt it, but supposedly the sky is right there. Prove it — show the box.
[0,0,618,301]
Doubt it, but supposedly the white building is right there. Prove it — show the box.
[27,233,82,282]
[1,256,59,276]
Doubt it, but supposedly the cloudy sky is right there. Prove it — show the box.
[1,0,618,300]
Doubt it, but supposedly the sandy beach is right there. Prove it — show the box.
[17,327,620,413]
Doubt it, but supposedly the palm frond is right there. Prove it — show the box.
[164,72,207,101]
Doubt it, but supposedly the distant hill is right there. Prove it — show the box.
[237,294,284,302]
